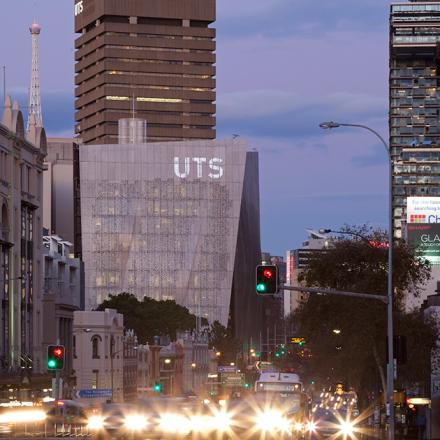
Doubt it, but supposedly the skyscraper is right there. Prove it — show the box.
[390,1,440,238]
[74,0,216,145]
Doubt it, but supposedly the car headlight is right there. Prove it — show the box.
[124,414,147,431]
[306,421,317,432]
[256,411,290,433]
[191,415,212,432]
[339,421,354,436]
[159,414,191,434]
[0,410,46,424]
[87,415,105,431]
[212,412,231,431]
[294,422,304,432]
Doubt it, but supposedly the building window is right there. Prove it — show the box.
[92,369,99,389]
[73,335,77,359]
[92,335,101,359]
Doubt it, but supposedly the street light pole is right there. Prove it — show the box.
[319,121,395,440]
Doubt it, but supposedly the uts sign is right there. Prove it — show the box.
[407,223,440,264]
[407,197,440,223]
[174,157,223,179]
[74,1,84,16]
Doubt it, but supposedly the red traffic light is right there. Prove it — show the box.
[53,348,64,358]
[263,269,274,279]
[256,265,278,295]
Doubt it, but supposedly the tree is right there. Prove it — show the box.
[96,292,206,343]
[291,225,435,402]
[208,320,240,363]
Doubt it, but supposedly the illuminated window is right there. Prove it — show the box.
[136,97,182,103]
[106,96,130,101]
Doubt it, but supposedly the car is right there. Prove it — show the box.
[308,406,362,439]
[87,403,148,440]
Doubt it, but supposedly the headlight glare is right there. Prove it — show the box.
[88,415,104,430]
[213,412,231,431]
[124,414,147,431]
[307,421,317,432]
[294,422,304,431]
[256,411,290,433]
[339,421,354,436]
[160,413,191,434]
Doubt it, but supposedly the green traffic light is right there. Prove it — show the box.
[275,353,280,358]
[243,383,250,389]
[256,283,267,292]
[153,383,162,393]
[48,359,57,369]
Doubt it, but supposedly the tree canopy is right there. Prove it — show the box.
[96,292,206,344]
[291,225,436,401]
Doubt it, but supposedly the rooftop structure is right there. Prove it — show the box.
[389,1,440,238]
[27,22,42,131]
[74,0,216,144]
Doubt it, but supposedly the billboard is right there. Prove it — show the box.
[407,223,440,264]
[407,197,440,223]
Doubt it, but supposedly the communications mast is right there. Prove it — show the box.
[27,22,42,131]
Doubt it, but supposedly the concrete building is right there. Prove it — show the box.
[73,308,124,403]
[42,235,82,397]
[422,291,440,439]
[136,344,150,398]
[43,138,78,247]
[284,229,332,316]
[123,329,138,402]
[0,97,47,389]
[74,0,216,144]
[159,342,184,396]
[177,330,210,395]
[390,1,440,239]
[79,137,264,341]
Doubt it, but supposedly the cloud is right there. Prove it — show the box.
[217,0,390,39]
[217,89,387,141]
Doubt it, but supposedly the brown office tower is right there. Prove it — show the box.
[74,0,216,144]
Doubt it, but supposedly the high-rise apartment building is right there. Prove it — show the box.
[390,1,440,238]
[74,0,216,145]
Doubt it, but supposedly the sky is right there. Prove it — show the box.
[1,0,392,256]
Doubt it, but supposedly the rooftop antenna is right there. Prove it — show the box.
[27,20,42,131]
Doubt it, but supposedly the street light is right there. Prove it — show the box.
[333,329,341,335]
[319,121,395,440]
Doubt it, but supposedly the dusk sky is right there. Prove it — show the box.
[1,0,392,256]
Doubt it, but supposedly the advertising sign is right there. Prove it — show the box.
[407,197,440,223]
[407,223,440,264]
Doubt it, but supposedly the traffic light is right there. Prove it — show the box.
[256,265,278,294]
[47,345,65,370]
[153,382,162,393]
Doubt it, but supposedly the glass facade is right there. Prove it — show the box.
[80,140,247,325]
[390,2,440,237]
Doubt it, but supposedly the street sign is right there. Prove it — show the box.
[255,361,275,372]
[221,372,243,387]
[218,365,237,373]
[76,389,112,399]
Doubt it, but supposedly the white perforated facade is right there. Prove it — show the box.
[80,139,247,325]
